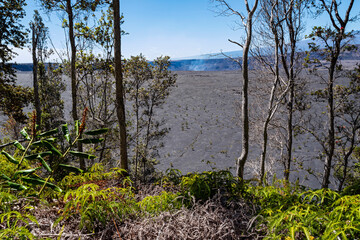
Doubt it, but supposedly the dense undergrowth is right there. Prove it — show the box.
[0,157,359,240]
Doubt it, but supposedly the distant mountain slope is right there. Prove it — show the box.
[12,32,360,72]
[169,31,360,71]
[183,31,360,60]
[169,58,241,71]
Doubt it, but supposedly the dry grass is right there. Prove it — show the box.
[24,183,262,240]
[118,195,260,240]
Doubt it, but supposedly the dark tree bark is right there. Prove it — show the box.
[32,25,41,126]
[213,0,259,179]
[65,0,85,170]
[318,0,355,188]
[235,0,259,179]
[113,0,129,171]
[279,0,305,182]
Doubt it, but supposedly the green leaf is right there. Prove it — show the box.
[62,124,70,143]
[84,128,108,136]
[59,164,83,173]
[69,151,96,159]
[21,177,62,192]
[20,128,30,140]
[290,227,295,240]
[302,227,312,240]
[0,173,11,181]
[32,138,56,147]
[1,151,19,164]
[41,141,62,156]
[38,128,58,137]
[78,138,104,144]
[13,141,25,151]
[25,151,52,160]
[7,181,27,191]
[75,120,80,135]
[37,156,52,173]
[14,168,41,178]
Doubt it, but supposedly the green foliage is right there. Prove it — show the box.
[0,0,33,123]
[179,170,244,202]
[160,168,183,186]
[58,183,136,232]
[124,55,177,182]
[0,210,37,240]
[0,114,108,196]
[0,192,18,213]
[342,179,360,196]
[138,191,183,216]
[253,184,360,239]
[59,163,127,190]
[251,181,303,215]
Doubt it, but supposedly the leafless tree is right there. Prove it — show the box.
[212,0,259,179]
[279,0,307,182]
[254,0,293,184]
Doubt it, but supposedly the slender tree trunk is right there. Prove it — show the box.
[322,41,341,188]
[32,26,41,126]
[142,103,154,182]
[67,0,77,122]
[338,127,357,191]
[135,82,140,182]
[260,33,280,184]
[67,0,84,170]
[284,4,296,181]
[285,77,294,181]
[319,0,354,189]
[236,0,258,179]
[114,0,128,171]
[322,64,336,188]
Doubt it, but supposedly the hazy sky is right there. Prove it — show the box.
[13,0,360,63]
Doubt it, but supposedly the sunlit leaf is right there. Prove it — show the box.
[25,151,52,160]
[1,151,19,164]
[6,181,27,191]
[69,151,96,159]
[84,128,108,136]
[14,168,41,178]
[41,140,62,156]
[59,164,83,173]
[38,128,58,137]
[37,156,52,172]
[20,128,30,140]
[62,124,70,143]
[21,177,62,192]
[0,173,11,181]
[13,141,25,151]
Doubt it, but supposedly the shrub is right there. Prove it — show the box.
[138,191,183,216]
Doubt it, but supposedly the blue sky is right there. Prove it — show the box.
[14,0,360,63]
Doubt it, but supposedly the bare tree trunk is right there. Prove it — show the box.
[259,0,280,184]
[67,0,77,123]
[32,26,41,126]
[236,0,259,179]
[260,65,279,183]
[135,81,140,182]
[114,0,128,171]
[322,36,343,188]
[310,0,354,188]
[66,0,85,170]
[283,1,296,182]
[323,66,335,188]
[338,127,357,191]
